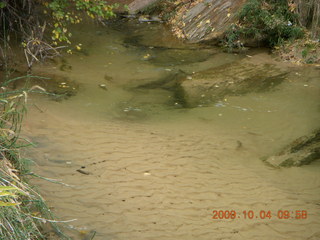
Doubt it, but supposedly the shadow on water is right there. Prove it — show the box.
[134,70,188,107]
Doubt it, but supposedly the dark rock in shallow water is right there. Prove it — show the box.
[264,129,320,167]
[104,74,114,82]
[148,48,215,66]
[59,63,72,71]
[137,70,187,90]
[136,70,188,107]
[180,60,288,107]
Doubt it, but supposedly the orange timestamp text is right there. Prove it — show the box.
[212,210,308,220]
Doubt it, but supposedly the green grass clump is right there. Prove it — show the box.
[225,0,304,49]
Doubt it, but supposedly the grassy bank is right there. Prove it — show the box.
[0,76,66,239]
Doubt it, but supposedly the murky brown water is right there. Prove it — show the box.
[23,20,320,240]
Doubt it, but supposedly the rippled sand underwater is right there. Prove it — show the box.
[23,20,320,240]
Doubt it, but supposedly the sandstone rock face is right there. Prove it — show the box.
[180,59,288,107]
[264,129,320,167]
[170,0,246,42]
[128,0,161,14]
[115,0,247,43]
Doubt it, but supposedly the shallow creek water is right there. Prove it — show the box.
[23,20,320,240]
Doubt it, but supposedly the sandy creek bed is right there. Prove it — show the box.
[21,20,320,240]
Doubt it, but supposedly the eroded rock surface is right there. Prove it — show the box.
[169,0,246,42]
[128,0,161,14]
[123,0,246,43]
[264,129,320,167]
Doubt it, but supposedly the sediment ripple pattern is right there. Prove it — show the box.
[25,112,320,240]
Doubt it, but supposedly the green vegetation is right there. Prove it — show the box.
[301,43,318,64]
[0,0,119,68]
[275,36,320,64]
[46,0,118,44]
[300,41,318,63]
[225,0,304,49]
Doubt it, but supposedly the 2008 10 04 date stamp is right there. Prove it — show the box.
[212,210,308,220]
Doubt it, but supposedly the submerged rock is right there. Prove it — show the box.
[137,70,186,90]
[104,74,114,82]
[264,129,320,167]
[136,70,188,106]
[180,60,288,107]
[148,48,215,66]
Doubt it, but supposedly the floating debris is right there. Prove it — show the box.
[123,106,142,112]
[98,84,108,91]
[138,15,162,23]
[142,53,151,60]
[214,101,226,107]
[76,169,91,175]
